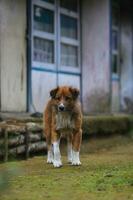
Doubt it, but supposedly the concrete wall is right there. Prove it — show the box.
[111,81,120,112]
[0,0,27,112]
[120,7,133,112]
[82,0,110,113]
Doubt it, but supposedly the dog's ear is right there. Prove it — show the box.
[50,87,59,99]
[69,87,80,100]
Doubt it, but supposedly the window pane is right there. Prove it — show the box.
[34,5,54,33]
[61,44,78,67]
[34,37,54,63]
[60,0,78,12]
[112,1,120,26]
[41,0,54,3]
[61,14,77,39]
[112,30,118,50]
[112,54,118,74]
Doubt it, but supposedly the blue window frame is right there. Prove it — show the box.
[32,0,80,73]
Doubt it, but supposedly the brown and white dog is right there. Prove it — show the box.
[44,86,82,168]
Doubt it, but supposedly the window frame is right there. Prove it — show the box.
[32,0,56,70]
[31,0,81,73]
[59,0,80,72]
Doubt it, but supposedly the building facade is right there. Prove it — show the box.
[0,0,133,114]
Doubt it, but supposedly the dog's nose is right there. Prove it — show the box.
[58,104,65,111]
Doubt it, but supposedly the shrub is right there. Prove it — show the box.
[82,115,131,136]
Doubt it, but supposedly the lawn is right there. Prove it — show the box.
[0,135,133,200]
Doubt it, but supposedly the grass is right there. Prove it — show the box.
[0,136,133,200]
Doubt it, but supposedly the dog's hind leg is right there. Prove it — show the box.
[46,135,53,164]
[45,134,53,164]
[67,133,73,163]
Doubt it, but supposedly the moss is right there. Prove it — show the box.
[82,115,132,136]
[128,116,133,137]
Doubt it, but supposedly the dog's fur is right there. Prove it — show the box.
[44,86,82,167]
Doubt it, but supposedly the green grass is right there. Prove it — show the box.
[0,136,133,200]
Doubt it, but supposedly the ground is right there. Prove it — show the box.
[0,135,133,200]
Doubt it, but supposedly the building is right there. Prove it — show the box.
[0,0,133,114]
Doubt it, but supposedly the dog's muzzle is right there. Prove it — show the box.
[58,103,65,111]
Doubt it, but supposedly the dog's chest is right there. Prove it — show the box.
[55,112,75,131]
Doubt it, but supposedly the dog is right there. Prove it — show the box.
[44,86,82,168]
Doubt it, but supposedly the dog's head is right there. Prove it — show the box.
[50,86,80,112]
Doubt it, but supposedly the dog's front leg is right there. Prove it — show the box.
[72,129,82,166]
[52,132,62,168]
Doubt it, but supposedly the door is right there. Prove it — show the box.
[30,0,81,112]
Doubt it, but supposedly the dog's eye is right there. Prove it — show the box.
[65,96,71,101]
[55,97,60,100]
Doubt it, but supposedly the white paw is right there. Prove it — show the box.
[47,151,53,164]
[53,160,62,168]
[72,160,81,166]
[47,158,53,164]
[72,150,81,166]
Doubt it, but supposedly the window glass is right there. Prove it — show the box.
[61,44,78,67]
[34,5,54,33]
[41,0,54,3]
[112,30,118,50]
[61,14,77,39]
[112,9,119,27]
[34,37,54,63]
[60,0,78,12]
[32,0,80,69]
[112,54,118,74]
[112,1,120,27]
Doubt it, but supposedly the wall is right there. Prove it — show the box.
[120,6,133,112]
[0,0,27,112]
[81,0,110,113]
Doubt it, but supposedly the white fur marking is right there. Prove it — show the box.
[59,103,64,107]
[53,141,62,167]
[72,150,81,166]
[47,150,53,164]
[55,112,75,130]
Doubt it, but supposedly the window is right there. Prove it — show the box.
[60,0,78,12]
[111,0,120,77]
[41,0,54,4]
[112,54,118,74]
[34,37,54,63]
[112,30,118,51]
[32,0,80,71]
[61,44,78,67]
[112,0,120,27]
[34,5,54,33]
[61,14,78,39]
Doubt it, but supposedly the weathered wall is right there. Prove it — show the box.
[0,0,27,112]
[111,81,120,112]
[81,0,110,113]
[120,7,133,112]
